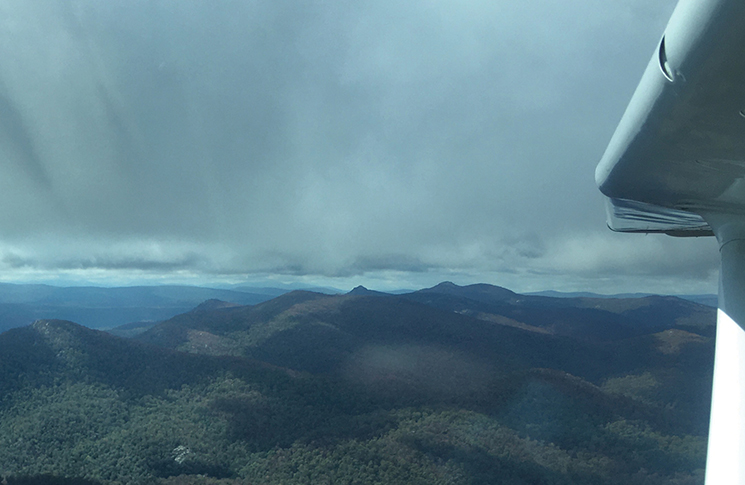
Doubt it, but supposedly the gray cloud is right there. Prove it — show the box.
[0,0,712,294]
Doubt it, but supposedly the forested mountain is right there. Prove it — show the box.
[402,282,716,339]
[0,283,715,484]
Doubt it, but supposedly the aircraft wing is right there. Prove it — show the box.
[596,1,745,482]
[596,0,745,234]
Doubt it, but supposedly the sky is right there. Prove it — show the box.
[0,0,722,294]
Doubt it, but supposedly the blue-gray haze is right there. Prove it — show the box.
[0,0,718,293]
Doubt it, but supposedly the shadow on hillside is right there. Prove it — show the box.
[399,436,580,485]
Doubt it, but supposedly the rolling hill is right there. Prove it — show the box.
[0,282,716,484]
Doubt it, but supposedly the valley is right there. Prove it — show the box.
[0,282,715,484]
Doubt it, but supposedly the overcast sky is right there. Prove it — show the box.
[0,0,721,294]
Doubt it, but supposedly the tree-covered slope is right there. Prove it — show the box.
[0,283,715,484]
[401,282,716,340]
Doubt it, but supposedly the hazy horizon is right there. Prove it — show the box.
[0,277,718,299]
[0,0,719,296]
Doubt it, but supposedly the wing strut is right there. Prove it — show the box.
[705,218,745,482]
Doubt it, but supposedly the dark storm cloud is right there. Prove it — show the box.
[0,0,715,292]
[3,252,206,272]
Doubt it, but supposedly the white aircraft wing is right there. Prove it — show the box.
[595,1,745,482]
[596,0,745,235]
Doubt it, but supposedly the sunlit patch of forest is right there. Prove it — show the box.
[0,287,714,484]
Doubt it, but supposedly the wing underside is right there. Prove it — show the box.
[605,198,713,236]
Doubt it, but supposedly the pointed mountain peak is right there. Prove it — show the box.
[348,286,390,297]
[433,281,459,289]
[420,281,463,293]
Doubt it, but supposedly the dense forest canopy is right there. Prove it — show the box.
[0,284,714,484]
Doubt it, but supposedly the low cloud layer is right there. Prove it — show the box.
[0,0,715,293]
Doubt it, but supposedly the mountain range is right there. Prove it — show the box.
[0,282,715,484]
[0,281,717,336]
